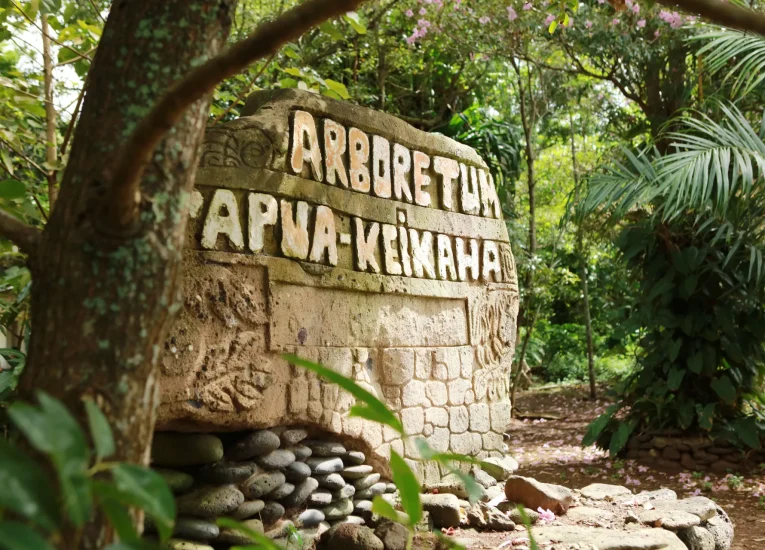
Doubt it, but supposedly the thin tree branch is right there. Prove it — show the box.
[659,0,765,37]
[54,46,97,67]
[0,163,48,222]
[212,52,276,125]
[103,0,366,233]
[0,209,40,254]
[0,139,48,176]
[85,0,106,24]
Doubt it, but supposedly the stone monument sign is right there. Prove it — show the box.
[157,89,519,482]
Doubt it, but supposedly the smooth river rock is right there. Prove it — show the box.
[281,477,319,507]
[257,449,296,469]
[174,517,220,541]
[307,457,345,475]
[242,471,286,499]
[285,460,312,482]
[152,433,223,467]
[176,485,244,518]
[227,430,281,461]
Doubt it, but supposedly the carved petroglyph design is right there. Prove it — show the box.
[472,291,518,371]
[200,128,273,168]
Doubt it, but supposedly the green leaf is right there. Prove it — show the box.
[668,338,682,362]
[279,78,299,89]
[696,403,715,430]
[677,400,694,429]
[344,12,367,34]
[371,495,404,524]
[216,518,282,550]
[732,417,761,450]
[103,542,162,550]
[390,450,421,526]
[100,496,139,543]
[84,399,115,461]
[667,367,685,391]
[320,21,344,41]
[324,79,350,100]
[283,67,303,77]
[608,421,635,457]
[548,20,558,34]
[582,404,618,447]
[0,179,24,199]
[0,521,56,550]
[0,150,13,176]
[687,351,703,374]
[110,464,176,542]
[285,355,403,434]
[0,440,59,532]
[9,394,91,526]
[711,375,737,405]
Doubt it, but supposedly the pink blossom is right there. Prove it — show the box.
[507,6,518,20]
[654,29,661,37]
[637,18,646,27]
[537,508,556,522]
[611,18,620,25]
[479,15,491,24]
[585,20,593,28]
[625,0,633,7]
[405,9,414,17]
[633,4,640,13]
[523,1,533,9]
[544,13,555,25]
[419,6,427,15]
[417,18,431,27]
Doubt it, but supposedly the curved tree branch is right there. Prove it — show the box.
[103,0,367,233]
[0,209,40,254]
[659,0,765,37]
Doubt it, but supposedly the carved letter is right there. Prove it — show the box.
[434,156,459,211]
[349,128,371,193]
[354,218,380,273]
[436,234,458,281]
[459,163,481,215]
[455,237,479,281]
[372,135,392,198]
[280,200,310,260]
[248,193,278,253]
[382,224,402,275]
[393,143,413,203]
[309,205,338,266]
[202,189,244,251]
[479,169,501,218]
[324,119,348,187]
[413,151,431,207]
[408,229,436,279]
[290,110,323,181]
[482,240,502,282]
[398,226,412,277]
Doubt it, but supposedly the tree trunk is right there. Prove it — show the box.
[41,14,57,209]
[568,111,596,399]
[20,1,235,546]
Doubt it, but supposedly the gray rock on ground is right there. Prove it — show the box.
[261,501,285,524]
[216,519,264,545]
[374,521,409,550]
[532,525,687,550]
[298,508,326,528]
[426,473,468,499]
[420,493,461,528]
[305,440,347,457]
[504,475,574,514]
[307,457,345,475]
[281,476,319,507]
[166,540,215,550]
[317,473,347,490]
[230,500,265,520]
[704,505,734,550]
[656,496,717,522]
[638,509,701,530]
[326,523,383,550]
[152,433,224,467]
[257,449,296,470]
[176,484,244,518]
[226,430,281,461]
[578,483,632,501]
[242,471,286,499]
[324,498,355,520]
[471,467,497,489]
[174,517,220,541]
[481,456,519,481]
[679,526,716,550]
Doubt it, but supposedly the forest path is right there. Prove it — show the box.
[503,385,765,549]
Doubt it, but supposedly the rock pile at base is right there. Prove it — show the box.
[149,428,396,549]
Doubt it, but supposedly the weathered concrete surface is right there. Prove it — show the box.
[157,90,519,481]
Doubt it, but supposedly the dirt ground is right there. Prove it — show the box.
[448,385,765,549]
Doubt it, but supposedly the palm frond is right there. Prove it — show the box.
[694,29,765,98]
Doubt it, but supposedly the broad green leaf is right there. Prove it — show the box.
[371,495,404,524]
[286,355,403,434]
[280,78,299,89]
[84,399,115,461]
[582,404,618,447]
[390,450,421,526]
[667,367,685,391]
[687,351,703,374]
[0,440,59,532]
[110,464,176,542]
[0,521,55,550]
[0,150,13,176]
[344,12,367,34]
[283,67,303,77]
[319,21,344,41]
[216,518,282,550]
[442,466,484,503]
[668,338,682,362]
[608,421,635,457]
[100,496,139,542]
[0,179,24,199]
[732,417,761,449]
[324,79,350,100]
[696,403,715,430]
[9,394,91,526]
[677,400,694,429]
[710,375,737,405]
[283,45,301,60]
[548,20,558,34]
